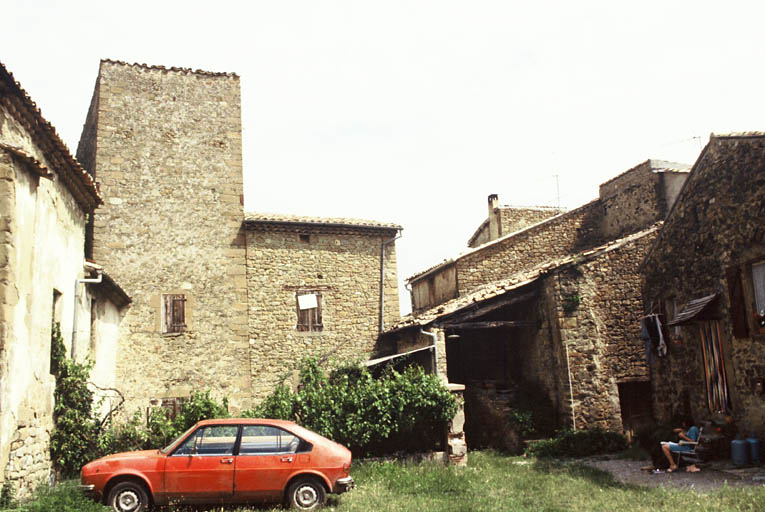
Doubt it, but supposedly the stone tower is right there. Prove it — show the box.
[77,60,251,412]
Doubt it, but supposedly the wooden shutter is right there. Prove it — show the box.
[725,266,748,338]
[163,294,187,333]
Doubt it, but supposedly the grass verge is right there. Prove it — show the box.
[2,452,763,511]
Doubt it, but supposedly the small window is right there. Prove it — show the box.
[239,425,302,455]
[162,294,187,334]
[296,291,323,332]
[299,234,311,243]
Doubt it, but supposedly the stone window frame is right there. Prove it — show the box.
[296,290,323,332]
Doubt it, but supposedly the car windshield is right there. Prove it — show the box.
[160,425,198,454]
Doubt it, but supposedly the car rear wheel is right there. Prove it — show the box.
[287,477,327,510]
[107,481,149,512]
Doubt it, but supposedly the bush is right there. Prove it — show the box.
[49,323,100,476]
[526,428,628,458]
[247,358,458,457]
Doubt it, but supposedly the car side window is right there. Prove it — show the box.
[172,425,238,456]
[239,425,301,455]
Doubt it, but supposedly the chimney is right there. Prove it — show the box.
[487,194,499,241]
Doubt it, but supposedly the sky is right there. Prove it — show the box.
[3,0,765,314]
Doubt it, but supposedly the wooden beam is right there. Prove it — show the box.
[441,320,535,330]
[438,290,538,325]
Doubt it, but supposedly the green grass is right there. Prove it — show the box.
[2,452,764,512]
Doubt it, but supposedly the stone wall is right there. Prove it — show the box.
[77,61,251,412]
[0,116,87,498]
[599,160,689,240]
[468,205,563,248]
[245,223,400,400]
[642,135,765,434]
[552,230,655,430]
[456,200,604,293]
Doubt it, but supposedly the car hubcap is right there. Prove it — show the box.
[117,490,139,511]
[295,485,318,508]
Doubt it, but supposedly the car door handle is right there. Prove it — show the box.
[280,457,293,463]
[220,458,233,464]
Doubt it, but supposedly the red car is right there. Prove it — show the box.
[80,418,354,511]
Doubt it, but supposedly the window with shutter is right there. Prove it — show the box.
[162,294,187,333]
[753,261,765,333]
[296,291,323,332]
[726,266,749,338]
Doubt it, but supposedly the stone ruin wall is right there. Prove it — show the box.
[245,226,400,401]
[456,200,604,293]
[77,61,251,413]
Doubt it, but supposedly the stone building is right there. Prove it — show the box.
[76,60,251,412]
[244,214,401,399]
[383,160,690,443]
[0,62,129,498]
[467,199,563,248]
[76,60,402,414]
[641,133,765,435]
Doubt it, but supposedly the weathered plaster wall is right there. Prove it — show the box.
[245,226,400,400]
[643,135,765,434]
[77,61,251,412]
[0,107,89,496]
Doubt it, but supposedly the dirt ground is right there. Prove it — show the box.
[581,457,765,492]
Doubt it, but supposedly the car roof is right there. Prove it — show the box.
[196,418,298,428]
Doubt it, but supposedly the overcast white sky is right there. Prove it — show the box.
[3,1,765,314]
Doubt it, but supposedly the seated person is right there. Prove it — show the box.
[660,422,700,472]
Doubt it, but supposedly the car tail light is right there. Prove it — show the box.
[343,462,351,473]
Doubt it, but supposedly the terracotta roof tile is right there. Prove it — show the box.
[244,212,402,231]
[101,59,238,78]
[0,61,101,211]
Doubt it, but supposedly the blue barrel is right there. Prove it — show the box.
[731,439,749,466]
[746,434,760,465]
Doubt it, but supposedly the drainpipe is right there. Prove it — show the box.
[420,328,439,376]
[564,341,577,430]
[379,229,402,334]
[71,269,103,359]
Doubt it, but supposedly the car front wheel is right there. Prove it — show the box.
[107,481,150,512]
[287,477,327,510]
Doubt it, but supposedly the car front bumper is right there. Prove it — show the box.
[334,476,354,494]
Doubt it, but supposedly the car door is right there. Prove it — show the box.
[163,425,239,504]
[233,425,301,501]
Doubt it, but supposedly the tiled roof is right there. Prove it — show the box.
[0,61,102,211]
[101,59,238,78]
[244,212,402,231]
[391,224,660,331]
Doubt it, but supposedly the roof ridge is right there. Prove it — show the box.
[244,211,402,230]
[0,60,102,211]
[100,59,238,78]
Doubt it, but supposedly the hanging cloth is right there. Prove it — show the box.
[656,315,667,357]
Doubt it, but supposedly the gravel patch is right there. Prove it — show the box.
[580,457,765,493]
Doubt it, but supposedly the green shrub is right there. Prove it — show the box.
[248,358,458,456]
[526,428,627,458]
[49,322,99,476]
